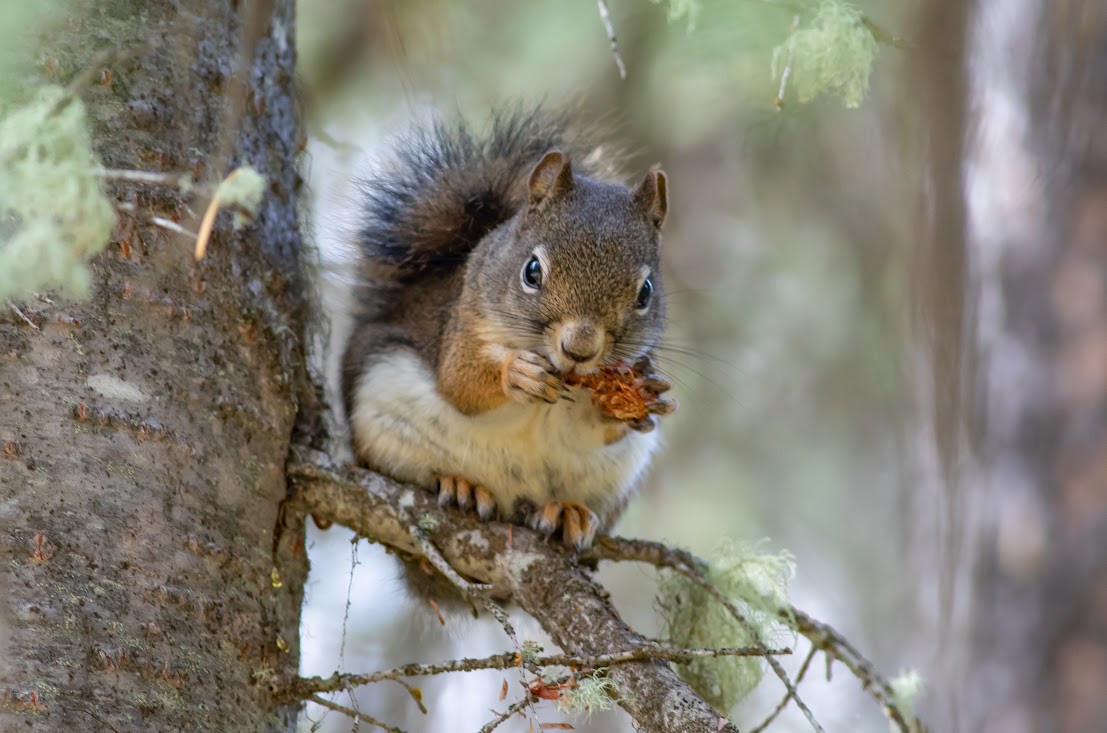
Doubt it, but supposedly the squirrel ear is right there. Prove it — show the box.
[633,167,668,229]
[527,150,574,208]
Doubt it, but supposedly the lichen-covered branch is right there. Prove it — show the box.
[591,536,926,733]
[286,448,741,733]
[286,448,924,732]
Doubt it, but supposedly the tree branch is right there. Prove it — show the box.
[286,448,925,732]
[286,644,788,701]
[286,448,741,733]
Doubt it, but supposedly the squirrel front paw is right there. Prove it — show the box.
[528,501,600,551]
[437,475,497,520]
[501,350,570,405]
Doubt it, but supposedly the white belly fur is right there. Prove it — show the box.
[349,350,660,519]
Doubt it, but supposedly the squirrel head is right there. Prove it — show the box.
[472,150,668,375]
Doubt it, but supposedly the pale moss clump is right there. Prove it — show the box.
[0,85,116,299]
[658,539,795,714]
[772,0,879,109]
[520,640,542,666]
[555,672,618,718]
[650,0,700,31]
[216,166,266,230]
[889,668,926,722]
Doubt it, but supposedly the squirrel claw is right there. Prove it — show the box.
[437,476,457,507]
[528,501,599,551]
[436,475,497,520]
[646,398,677,416]
[503,350,566,405]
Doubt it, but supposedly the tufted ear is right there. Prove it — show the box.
[632,167,668,229]
[527,150,574,208]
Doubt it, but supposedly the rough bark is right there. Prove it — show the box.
[0,1,310,731]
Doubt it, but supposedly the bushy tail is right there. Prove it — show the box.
[355,106,617,281]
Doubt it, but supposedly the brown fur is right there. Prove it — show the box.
[341,109,670,559]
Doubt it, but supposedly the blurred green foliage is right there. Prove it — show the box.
[772,1,879,108]
[0,3,116,301]
[0,86,114,300]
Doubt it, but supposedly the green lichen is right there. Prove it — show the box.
[658,539,795,714]
[771,0,878,108]
[0,85,115,300]
[555,672,618,718]
[216,166,266,230]
[889,668,926,721]
[650,0,701,31]
[520,639,542,666]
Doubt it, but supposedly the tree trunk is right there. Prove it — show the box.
[958,2,1107,732]
[0,1,311,731]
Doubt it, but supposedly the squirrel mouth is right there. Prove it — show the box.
[553,358,603,378]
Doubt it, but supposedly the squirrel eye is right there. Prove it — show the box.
[522,255,542,291]
[635,277,653,310]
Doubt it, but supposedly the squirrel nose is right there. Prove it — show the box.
[561,342,599,363]
[558,321,604,364]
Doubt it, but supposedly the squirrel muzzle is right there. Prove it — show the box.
[549,318,608,375]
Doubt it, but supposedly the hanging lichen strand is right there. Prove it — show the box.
[0,85,115,299]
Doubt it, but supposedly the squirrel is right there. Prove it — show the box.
[340,107,675,551]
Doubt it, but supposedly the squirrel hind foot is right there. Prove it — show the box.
[436,475,497,520]
[527,500,599,551]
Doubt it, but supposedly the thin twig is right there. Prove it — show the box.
[115,203,199,239]
[387,677,427,715]
[8,303,40,331]
[478,693,538,733]
[90,167,192,189]
[596,0,627,80]
[775,15,800,108]
[862,15,914,49]
[193,169,239,260]
[307,694,407,733]
[409,522,491,595]
[339,538,359,669]
[750,645,818,733]
[149,216,198,239]
[288,644,788,699]
[405,518,522,650]
[789,606,917,732]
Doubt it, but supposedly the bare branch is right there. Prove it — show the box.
[478,691,539,733]
[596,0,627,80]
[307,694,406,733]
[91,167,192,188]
[751,646,819,733]
[286,644,789,700]
[7,303,40,331]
